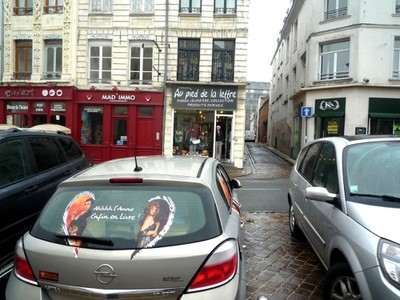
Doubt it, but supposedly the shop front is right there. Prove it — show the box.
[369,98,400,135]
[314,97,346,138]
[171,85,237,161]
[74,89,164,163]
[0,85,73,128]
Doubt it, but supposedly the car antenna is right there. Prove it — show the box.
[133,142,142,172]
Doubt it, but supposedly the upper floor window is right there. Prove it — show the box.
[91,0,112,13]
[212,39,235,82]
[177,39,200,81]
[393,38,400,78]
[89,44,112,84]
[44,0,63,14]
[14,0,33,15]
[325,0,347,20]
[180,0,201,13]
[397,0,400,13]
[130,42,153,85]
[131,0,153,13]
[15,40,32,80]
[44,40,62,80]
[320,40,349,81]
[214,0,236,14]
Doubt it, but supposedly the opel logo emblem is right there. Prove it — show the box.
[94,264,117,284]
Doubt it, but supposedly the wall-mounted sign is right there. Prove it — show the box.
[172,85,237,110]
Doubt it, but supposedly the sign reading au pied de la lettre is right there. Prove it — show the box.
[172,86,237,110]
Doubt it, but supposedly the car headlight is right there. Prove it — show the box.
[378,239,400,288]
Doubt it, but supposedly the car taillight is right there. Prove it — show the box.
[188,240,238,292]
[14,239,38,286]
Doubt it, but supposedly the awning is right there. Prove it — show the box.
[369,98,400,119]
[369,113,400,119]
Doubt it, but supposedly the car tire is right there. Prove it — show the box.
[288,201,302,239]
[323,262,361,300]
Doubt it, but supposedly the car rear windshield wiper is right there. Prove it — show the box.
[350,193,400,202]
[55,234,114,246]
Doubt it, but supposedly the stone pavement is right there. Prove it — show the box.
[224,145,325,300]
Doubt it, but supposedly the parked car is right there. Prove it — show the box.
[0,128,88,281]
[288,135,400,299]
[6,155,246,300]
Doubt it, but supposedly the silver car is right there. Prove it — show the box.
[6,155,246,300]
[288,135,400,300]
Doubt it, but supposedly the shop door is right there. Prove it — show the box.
[320,117,344,137]
[110,106,129,159]
[135,106,162,156]
[215,115,233,162]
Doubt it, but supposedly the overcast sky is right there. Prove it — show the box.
[246,0,291,82]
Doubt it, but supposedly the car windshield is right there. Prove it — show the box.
[31,184,221,251]
[344,141,400,200]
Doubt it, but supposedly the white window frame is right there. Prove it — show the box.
[131,0,153,13]
[180,0,201,13]
[320,40,350,81]
[326,0,347,20]
[91,0,112,13]
[129,42,153,84]
[393,38,400,78]
[44,39,62,79]
[89,42,112,84]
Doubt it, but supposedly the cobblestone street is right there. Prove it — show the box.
[242,212,324,300]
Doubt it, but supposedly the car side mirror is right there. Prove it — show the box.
[231,178,241,189]
[305,186,336,202]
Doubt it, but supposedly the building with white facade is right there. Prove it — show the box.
[269,0,400,158]
[1,0,249,168]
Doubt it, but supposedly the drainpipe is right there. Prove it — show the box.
[0,0,4,84]
[162,0,169,154]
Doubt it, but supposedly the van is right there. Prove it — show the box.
[245,130,256,142]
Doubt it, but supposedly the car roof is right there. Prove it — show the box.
[65,155,212,183]
[0,128,69,140]
[309,135,400,146]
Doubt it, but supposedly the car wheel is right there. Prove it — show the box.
[323,262,361,300]
[288,201,301,239]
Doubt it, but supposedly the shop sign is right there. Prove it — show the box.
[6,101,28,112]
[327,120,339,135]
[34,102,46,113]
[314,98,346,117]
[172,86,237,110]
[4,88,34,98]
[101,94,136,102]
[51,102,66,113]
[83,106,103,113]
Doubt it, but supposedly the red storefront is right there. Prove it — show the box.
[0,84,73,129]
[74,88,164,163]
[0,85,164,163]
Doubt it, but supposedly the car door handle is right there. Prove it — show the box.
[64,170,73,176]
[25,185,39,193]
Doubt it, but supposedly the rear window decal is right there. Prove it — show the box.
[131,196,175,259]
[62,191,95,257]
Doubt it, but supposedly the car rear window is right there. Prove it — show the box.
[31,184,221,252]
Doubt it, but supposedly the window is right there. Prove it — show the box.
[325,0,347,20]
[180,0,201,13]
[81,106,103,145]
[89,44,112,84]
[29,137,67,172]
[312,143,338,193]
[15,41,32,80]
[131,0,153,13]
[0,139,29,187]
[130,42,153,84]
[214,0,236,14]
[320,40,349,80]
[393,38,400,78]
[91,0,112,13]
[177,39,200,81]
[113,106,128,145]
[298,143,321,182]
[212,39,235,82]
[14,0,33,15]
[44,40,62,79]
[397,0,400,13]
[44,0,63,14]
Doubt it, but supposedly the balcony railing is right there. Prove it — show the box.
[180,6,201,13]
[13,7,33,15]
[44,6,64,14]
[320,70,349,81]
[214,7,236,14]
[325,7,348,20]
[13,72,32,80]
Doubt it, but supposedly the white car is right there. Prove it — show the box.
[6,155,246,300]
[288,135,400,299]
